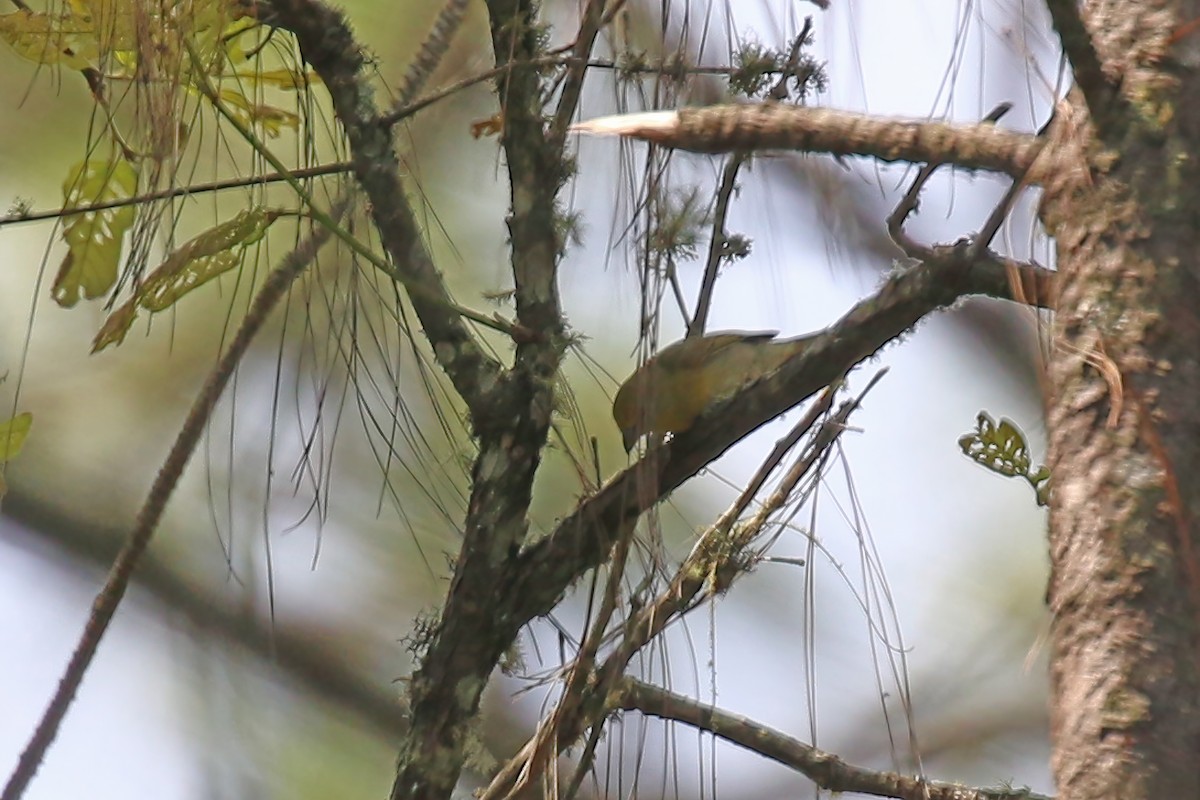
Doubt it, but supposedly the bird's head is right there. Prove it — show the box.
[611,377,642,453]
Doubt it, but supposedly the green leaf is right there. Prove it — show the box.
[54,158,139,307]
[0,9,97,69]
[0,411,33,501]
[92,207,280,352]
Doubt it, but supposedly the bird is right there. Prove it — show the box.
[612,330,819,452]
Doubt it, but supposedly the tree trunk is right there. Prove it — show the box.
[1041,3,1200,797]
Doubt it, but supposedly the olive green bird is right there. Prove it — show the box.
[612,330,819,452]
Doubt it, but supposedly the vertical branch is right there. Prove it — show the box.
[485,0,569,352]
[1042,0,1123,136]
[1039,5,1200,795]
[386,3,613,799]
[687,154,744,337]
[689,19,812,338]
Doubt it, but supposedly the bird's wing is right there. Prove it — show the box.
[664,330,779,369]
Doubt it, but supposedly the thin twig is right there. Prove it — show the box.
[887,160,941,258]
[969,170,1031,262]
[549,0,607,145]
[0,58,824,232]
[971,107,1048,261]
[504,516,636,800]
[690,20,814,337]
[0,162,354,229]
[887,103,1014,259]
[615,678,1052,800]
[2,492,410,738]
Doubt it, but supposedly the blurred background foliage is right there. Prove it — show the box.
[1,1,1053,798]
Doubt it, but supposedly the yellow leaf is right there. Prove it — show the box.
[254,105,300,137]
[64,0,92,21]
[139,249,242,311]
[0,410,30,500]
[0,412,32,462]
[138,207,276,308]
[0,9,96,69]
[236,68,321,90]
[216,87,299,136]
[54,158,138,307]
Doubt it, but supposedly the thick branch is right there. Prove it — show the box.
[387,3,590,799]
[511,246,1057,625]
[617,679,1051,800]
[572,104,1047,180]
[475,248,1055,791]
[484,0,569,354]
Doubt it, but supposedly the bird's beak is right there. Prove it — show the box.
[621,428,637,453]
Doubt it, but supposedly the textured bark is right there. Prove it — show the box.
[1040,3,1200,797]
[573,104,1048,179]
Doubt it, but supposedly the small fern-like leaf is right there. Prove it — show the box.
[959,411,1051,506]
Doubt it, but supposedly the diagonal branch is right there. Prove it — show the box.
[688,153,745,337]
[1,199,350,800]
[468,243,1056,798]
[395,0,472,108]
[1,493,408,739]
[508,247,1058,630]
[689,21,815,338]
[549,0,607,145]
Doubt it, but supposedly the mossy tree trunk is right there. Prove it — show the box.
[1041,3,1200,797]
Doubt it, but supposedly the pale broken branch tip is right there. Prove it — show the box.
[569,111,679,138]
